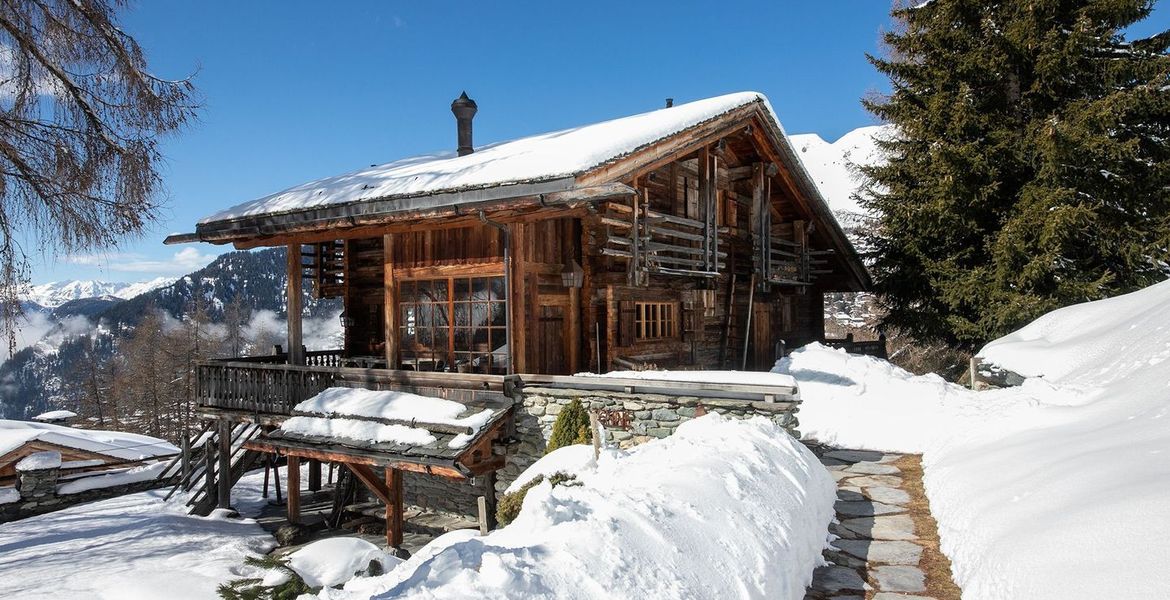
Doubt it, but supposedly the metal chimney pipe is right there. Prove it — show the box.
[451,91,478,156]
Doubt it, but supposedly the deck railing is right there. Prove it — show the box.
[197,358,510,416]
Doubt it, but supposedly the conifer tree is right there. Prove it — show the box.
[862,0,1170,348]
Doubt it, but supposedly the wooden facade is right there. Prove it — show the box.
[171,97,870,377]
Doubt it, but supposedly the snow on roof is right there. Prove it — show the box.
[32,410,77,422]
[0,420,178,461]
[199,92,774,224]
[15,450,60,471]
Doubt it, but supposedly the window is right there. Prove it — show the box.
[635,301,677,341]
[398,276,507,373]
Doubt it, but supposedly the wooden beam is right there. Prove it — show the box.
[287,244,305,365]
[383,233,398,369]
[287,455,301,524]
[347,463,392,506]
[386,467,403,548]
[243,440,470,480]
[481,471,498,531]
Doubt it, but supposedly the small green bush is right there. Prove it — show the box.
[495,471,580,527]
[217,555,311,600]
[546,398,591,454]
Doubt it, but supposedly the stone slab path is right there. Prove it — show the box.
[805,447,962,600]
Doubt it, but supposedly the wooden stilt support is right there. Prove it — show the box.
[273,456,282,504]
[262,455,270,499]
[308,460,321,492]
[287,455,301,524]
[203,438,216,508]
[217,420,232,510]
[386,467,403,549]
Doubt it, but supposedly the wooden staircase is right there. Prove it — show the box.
[302,240,345,299]
[158,422,264,516]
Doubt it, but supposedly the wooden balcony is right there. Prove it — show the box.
[196,352,512,419]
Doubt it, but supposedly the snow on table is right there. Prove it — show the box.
[200,92,780,224]
[15,450,61,471]
[773,278,1170,600]
[324,414,836,600]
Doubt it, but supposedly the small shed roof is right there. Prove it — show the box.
[0,420,178,462]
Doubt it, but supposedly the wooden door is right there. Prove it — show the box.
[536,305,569,375]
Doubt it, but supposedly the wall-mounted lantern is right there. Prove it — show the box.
[561,259,584,289]
[339,312,355,328]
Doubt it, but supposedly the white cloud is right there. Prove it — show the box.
[65,248,221,275]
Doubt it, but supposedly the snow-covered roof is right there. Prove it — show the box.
[32,410,77,422]
[198,92,774,225]
[0,420,178,462]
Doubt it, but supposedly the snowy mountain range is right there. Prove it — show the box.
[23,277,176,309]
[789,124,891,230]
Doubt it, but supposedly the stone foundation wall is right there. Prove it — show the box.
[401,384,800,519]
[0,467,171,523]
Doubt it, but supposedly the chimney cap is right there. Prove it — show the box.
[451,91,477,111]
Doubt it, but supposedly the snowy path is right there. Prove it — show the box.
[806,447,960,600]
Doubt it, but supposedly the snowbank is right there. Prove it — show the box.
[0,486,18,504]
[0,476,276,599]
[322,415,835,600]
[287,538,402,588]
[504,444,596,494]
[775,278,1170,599]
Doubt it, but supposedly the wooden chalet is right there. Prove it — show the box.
[165,91,870,549]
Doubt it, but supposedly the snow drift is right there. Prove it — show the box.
[320,414,836,600]
[775,278,1170,599]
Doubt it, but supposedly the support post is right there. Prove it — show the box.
[385,467,403,549]
[287,244,305,366]
[482,471,497,532]
[180,433,191,483]
[203,438,216,508]
[287,455,301,524]
[307,460,322,492]
[217,420,231,510]
[383,234,398,369]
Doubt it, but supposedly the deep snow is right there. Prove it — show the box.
[775,278,1170,599]
[317,415,835,600]
[0,467,283,600]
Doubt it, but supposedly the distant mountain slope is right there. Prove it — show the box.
[24,277,176,308]
[789,124,891,230]
[0,247,339,420]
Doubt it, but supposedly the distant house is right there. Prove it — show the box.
[0,420,177,486]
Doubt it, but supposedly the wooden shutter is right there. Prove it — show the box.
[618,300,636,347]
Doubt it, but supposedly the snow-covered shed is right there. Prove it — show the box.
[169,91,870,375]
[0,419,177,485]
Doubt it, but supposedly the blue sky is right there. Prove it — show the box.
[28,0,1165,284]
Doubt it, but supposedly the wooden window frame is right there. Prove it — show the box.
[633,301,678,342]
